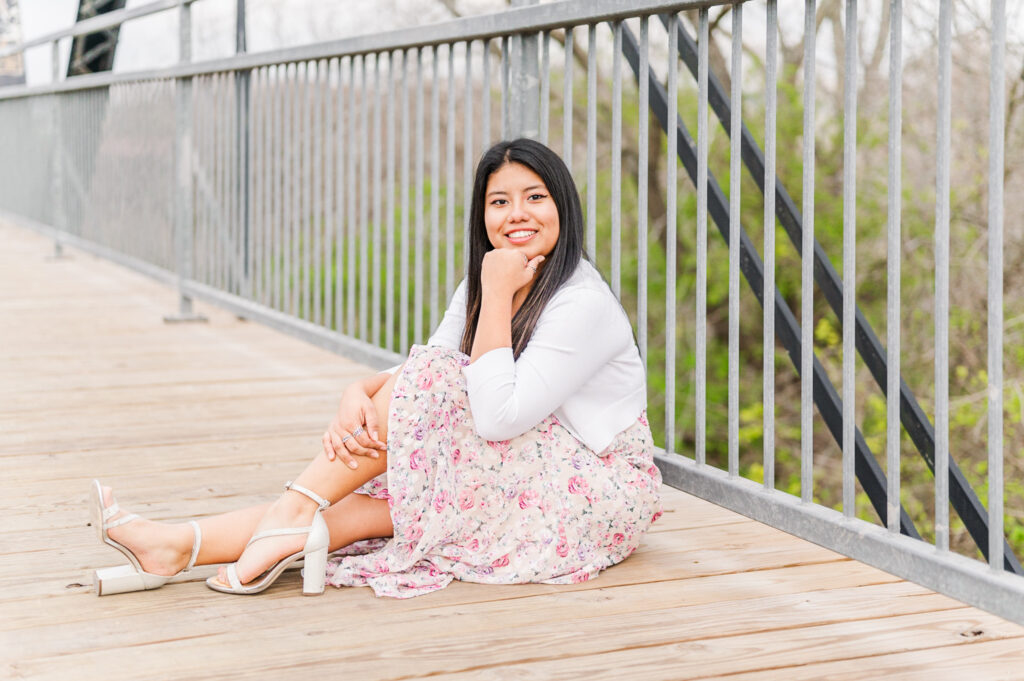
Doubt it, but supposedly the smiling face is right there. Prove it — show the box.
[483,162,561,262]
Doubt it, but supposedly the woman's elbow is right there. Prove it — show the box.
[472,417,523,443]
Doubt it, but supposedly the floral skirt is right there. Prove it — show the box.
[324,345,663,598]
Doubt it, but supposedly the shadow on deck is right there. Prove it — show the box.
[2,221,1022,680]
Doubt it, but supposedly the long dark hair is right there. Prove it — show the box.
[460,138,586,359]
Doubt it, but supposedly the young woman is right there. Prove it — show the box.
[91,138,663,597]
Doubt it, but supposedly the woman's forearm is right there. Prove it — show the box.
[352,371,392,400]
[470,290,514,362]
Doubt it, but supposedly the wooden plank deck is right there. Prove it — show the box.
[2,220,1022,680]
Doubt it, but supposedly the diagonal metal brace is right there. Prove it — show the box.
[663,15,1021,574]
[620,20,922,541]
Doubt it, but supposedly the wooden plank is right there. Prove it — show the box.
[0,583,985,680]
[426,610,1024,681]
[720,636,1024,681]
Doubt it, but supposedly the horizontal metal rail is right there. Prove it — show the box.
[0,0,199,59]
[0,0,750,100]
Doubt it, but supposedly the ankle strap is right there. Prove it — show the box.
[184,520,202,572]
[284,481,330,510]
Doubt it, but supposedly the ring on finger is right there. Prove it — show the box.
[341,434,353,444]
[352,426,364,437]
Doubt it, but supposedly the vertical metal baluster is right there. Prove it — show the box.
[212,74,222,292]
[347,56,357,336]
[360,54,370,341]
[222,73,232,296]
[638,16,649,368]
[696,7,709,467]
[241,76,251,298]
[463,41,474,276]
[665,13,678,455]
[765,0,778,489]
[400,49,411,353]
[275,67,285,311]
[263,72,271,306]
[540,31,550,145]
[988,0,1006,572]
[501,36,509,139]
[935,0,951,549]
[446,44,456,300]
[292,64,302,317]
[842,0,858,517]
[611,20,622,299]
[483,39,491,148]
[802,0,816,501]
[302,61,312,320]
[336,58,346,332]
[324,58,336,329]
[386,50,397,351]
[563,26,573,170]
[311,60,322,325]
[372,53,383,347]
[282,68,292,314]
[462,41,473,278]
[196,78,206,286]
[729,3,742,477]
[270,66,279,311]
[430,45,441,332]
[227,73,236,295]
[586,23,597,262]
[251,71,260,303]
[886,0,903,530]
[415,48,425,343]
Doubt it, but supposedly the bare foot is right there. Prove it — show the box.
[212,491,317,587]
[101,487,194,577]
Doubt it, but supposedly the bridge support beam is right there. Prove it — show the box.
[166,0,205,323]
[506,0,539,140]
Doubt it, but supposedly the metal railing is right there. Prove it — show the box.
[1,0,1021,624]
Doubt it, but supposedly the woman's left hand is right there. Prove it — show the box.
[480,249,545,298]
[323,377,388,468]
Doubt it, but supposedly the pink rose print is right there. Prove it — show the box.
[433,490,451,513]
[568,476,590,496]
[651,511,663,523]
[409,448,426,470]
[416,371,433,390]
[613,533,625,545]
[571,572,590,583]
[556,540,569,558]
[491,554,510,568]
[458,489,475,510]
[403,523,423,542]
[518,489,540,509]
[646,464,660,479]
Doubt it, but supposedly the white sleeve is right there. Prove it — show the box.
[461,285,628,441]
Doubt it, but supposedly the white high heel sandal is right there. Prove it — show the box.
[90,479,202,596]
[205,481,331,596]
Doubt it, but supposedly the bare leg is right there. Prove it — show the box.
[103,371,400,581]
[214,369,400,585]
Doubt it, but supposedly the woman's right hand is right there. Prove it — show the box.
[323,379,388,469]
